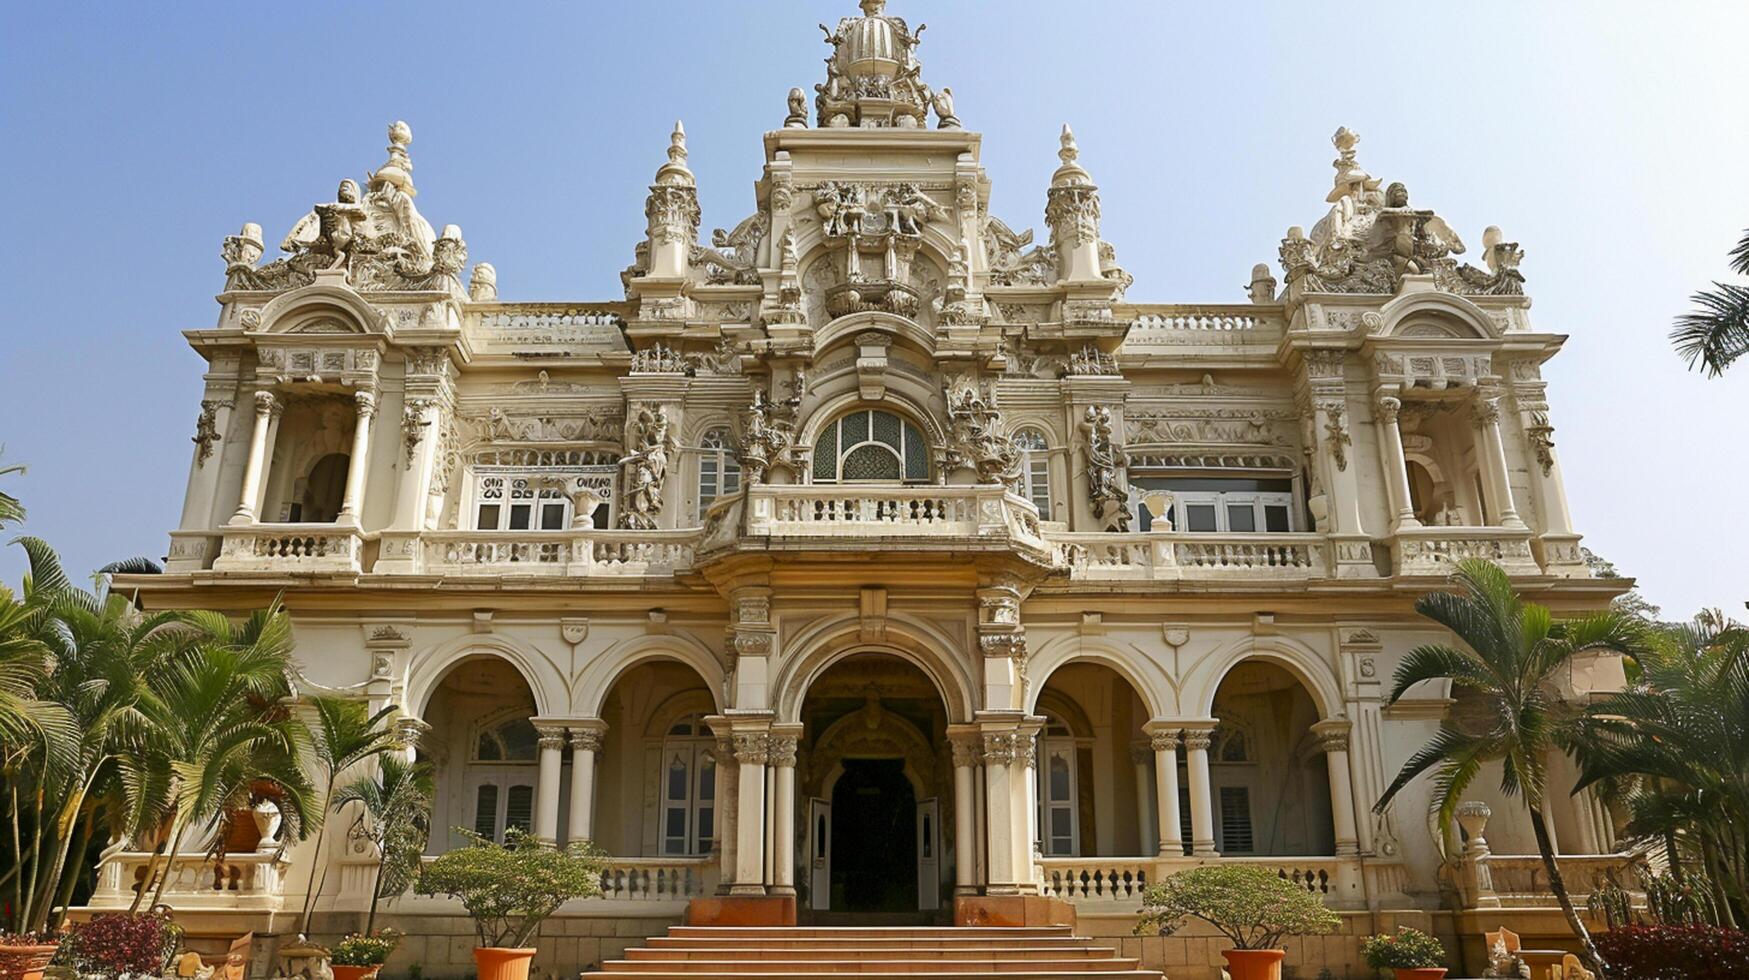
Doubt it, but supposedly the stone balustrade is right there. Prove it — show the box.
[597,856,717,903]
[1486,853,1646,907]
[463,302,630,353]
[212,523,364,574]
[1119,304,1286,348]
[734,484,1052,559]
[1393,526,1540,577]
[91,851,290,912]
[1037,858,1151,903]
[1050,531,1330,581]
[411,529,699,577]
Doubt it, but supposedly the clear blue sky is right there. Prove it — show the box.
[2,1,1745,617]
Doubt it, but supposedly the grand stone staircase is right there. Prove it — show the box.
[598,925,1165,979]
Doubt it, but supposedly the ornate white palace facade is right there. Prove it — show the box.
[102,4,1639,976]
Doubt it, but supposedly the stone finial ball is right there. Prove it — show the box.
[389,120,413,145]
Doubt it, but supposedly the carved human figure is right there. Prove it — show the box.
[619,405,671,530]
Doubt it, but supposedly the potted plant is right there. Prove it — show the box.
[1136,865,1341,980]
[1361,927,1448,979]
[416,828,606,980]
[329,932,400,980]
[0,932,60,980]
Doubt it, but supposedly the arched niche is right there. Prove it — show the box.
[773,614,976,725]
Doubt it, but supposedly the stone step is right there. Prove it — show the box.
[627,946,1119,960]
[665,927,1075,940]
[604,959,1143,973]
[644,937,1101,951]
[595,974,1161,980]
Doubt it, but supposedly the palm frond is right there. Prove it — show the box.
[1672,282,1749,377]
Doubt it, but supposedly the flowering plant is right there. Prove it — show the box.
[331,932,400,966]
[60,912,182,978]
[417,828,606,948]
[1595,925,1749,980]
[1361,927,1446,969]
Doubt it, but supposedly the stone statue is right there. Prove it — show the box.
[469,262,498,301]
[946,383,1020,488]
[738,373,805,485]
[784,86,809,127]
[1082,404,1130,531]
[618,405,671,530]
[932,86,959,128]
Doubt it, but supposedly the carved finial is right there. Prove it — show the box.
[669,120,687,164]
[469,262,498,302]
[1059,124,1078,165]
[1326,125,1377,204]
[860,0,885,13]
[1050,123,1093,190]
[371,120,417,197]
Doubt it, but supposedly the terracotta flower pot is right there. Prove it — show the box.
[1393,970,1448,980]
[0,943,60,980]
[474,946,537,980]
[331,965,382,980]
[1221,948,1287,980]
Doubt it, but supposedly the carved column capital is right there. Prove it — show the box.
[392,716,431,749]
[1471,395,1501,427]
[535,725,568,751]
[981,731,1021,764]
[732,732,770,765]
[569,725,606,753]
[948,733,983,769]
[765,732,799,768]
[1180,729,1214,753]
[252,389,277,415]
[1149,729,1182,753]
[1311,719,1352,754]
[354,389,378,419]
[1373,393,1401,425]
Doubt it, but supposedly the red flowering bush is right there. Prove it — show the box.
[62,912,181,978]
[1595,925,1749,980]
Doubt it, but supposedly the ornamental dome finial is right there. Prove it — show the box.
[653,120,695,187]
[1051,123,1093,188]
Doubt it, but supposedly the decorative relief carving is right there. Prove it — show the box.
[401,398,432,463]
[944,381,1020,489]
[1526,410,1556,474]
[1321,400,1352,471]
[738,372,805,485]
[618,404,671,530]
[1082,404,1130,531]
[192,400,228,466]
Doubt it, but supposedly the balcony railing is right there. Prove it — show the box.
[712,484,1051,561]
[407,529,700,577]
[89,850,290,912]
[212,523,364,574]
[1048,532,1331,581]
[1394,525,1539,577]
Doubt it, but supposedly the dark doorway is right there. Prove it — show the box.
[830,758,916,913]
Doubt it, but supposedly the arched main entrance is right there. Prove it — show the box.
[796,654,953,922]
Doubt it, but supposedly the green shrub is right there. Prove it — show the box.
[1135,865,1341,950]
[1360,927,1446,969]
[416,828,606,948]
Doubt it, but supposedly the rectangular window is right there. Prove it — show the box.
[1219,786,1254,854]
[700,457,719,507]
[540,502,567,530]
[508,503,532,530]
[505,784,534,836]
[473,784,499,840]
[1185,503,1219,532]
[476,503,501,529]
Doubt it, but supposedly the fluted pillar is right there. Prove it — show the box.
[1148,726,1184,856]
[1374,394,1419,528]
[731,731,769,895]
[567,722,605,845]
[1312,720,1360,856]
[338,390,377,524]
[768,727,800,895]
[229,390,276,525]
[534,723,566,844]
[949,731,981,894]
[1183,726,1217,857]
[1474,396,1525,528]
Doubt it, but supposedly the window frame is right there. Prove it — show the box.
[811,409,931,485]
[697,427,742,511]
[1156,489,1298,534]
[1012,428,1052,517]
[657,714,718,857]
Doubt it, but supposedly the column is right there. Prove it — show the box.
[567,722,605,845]
[981,731,1017,893]
[534,723,566,845]
[713,734,737,894]
[1017,726,1040,889]
[768,728,799,894]
[337,390,377,524]
[949,732,980,894]
[1374,393,1419,528]
[1149,727,1183,857]
[731,731,769,895]
[1312,720,1359,856]
[1130,744,1156,858]
[1182,726,1217,857]
[228,390,276,525]
[1474,396,1525,528]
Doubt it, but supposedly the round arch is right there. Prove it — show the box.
[255,280,390,335]
[772,613,976,724]
[573,633,726,719]
[1187,635,1344,720]
[796,385,950,453]
[407,634,565,718]
[1025,634,1172,718]
[1375,290,1499,340]
[814,310,937,359]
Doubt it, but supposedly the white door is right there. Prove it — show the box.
[916,798,940,911]
[1037,739,1080,856]
[808,798,832,911]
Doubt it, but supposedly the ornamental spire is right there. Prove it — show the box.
[814,0,956,129]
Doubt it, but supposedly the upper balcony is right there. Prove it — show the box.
[188,490,1568,588]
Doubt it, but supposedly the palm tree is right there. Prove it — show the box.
[0,448,24,527]
[296,695,401,936]
[1374,559,1645,980]
[334,753,434,932]
[1672,228,1749,375]
[131,600,315,910]
[1571,615,1749,926]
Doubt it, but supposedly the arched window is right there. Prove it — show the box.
[1013,428,1051,516]
[811,408,930,483]
[291,453,349,523]
[698,427,741,510]
[469,715,538,844]
[659,713,717,856]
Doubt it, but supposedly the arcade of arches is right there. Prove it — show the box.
[413,649,1361,918]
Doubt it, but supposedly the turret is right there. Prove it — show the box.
[643,121,700,280]
[1046,125,1103,283]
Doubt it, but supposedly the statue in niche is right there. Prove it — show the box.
[618,405,671,530]
[945,383,1020,490]
[1082,404,1131,532]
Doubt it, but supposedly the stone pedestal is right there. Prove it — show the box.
[685,894,797,926]
[952,894,1076,929]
